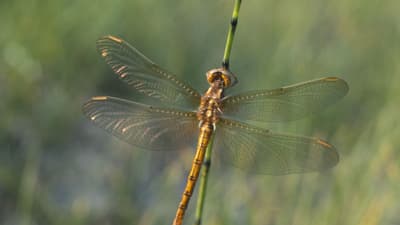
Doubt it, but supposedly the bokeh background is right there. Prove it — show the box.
[1,0,400,225]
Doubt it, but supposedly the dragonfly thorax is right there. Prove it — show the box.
[197,82,224,129]
[197,97,221,129]
[206,68,238,88]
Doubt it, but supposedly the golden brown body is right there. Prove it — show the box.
[172,125,213,225]
[173,72,229,225]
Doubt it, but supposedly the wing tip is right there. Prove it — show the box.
[316,138,333,148]
[96,35,124,57]
[98,35,123,43]
[81,96,109,115]
[91,96,109,101]
[324,77,341,82]
[316,138,340,167]
[324,76,350,96]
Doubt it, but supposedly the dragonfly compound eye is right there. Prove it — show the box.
[206,68,238,88]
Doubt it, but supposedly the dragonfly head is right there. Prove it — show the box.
[206,68,238,88]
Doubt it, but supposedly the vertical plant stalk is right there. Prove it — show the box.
[222,0,242,69]
[194,134,214,225]
[193,1,242,224]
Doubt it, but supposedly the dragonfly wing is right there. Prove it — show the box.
[221,77,348,124]
[214,119,339,175]
[97,35,201,111]
[82,96,198,151]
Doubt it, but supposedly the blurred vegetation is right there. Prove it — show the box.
[1,0,400,225]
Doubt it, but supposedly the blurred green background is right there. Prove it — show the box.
[1,0,399,224]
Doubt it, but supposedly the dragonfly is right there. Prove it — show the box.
[82,35,348,225]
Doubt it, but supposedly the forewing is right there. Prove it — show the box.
[82,96,198,151]
[97,35,201,111]
[221,77,348,124]
[214,119,339,175]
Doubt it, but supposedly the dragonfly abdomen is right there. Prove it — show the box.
[173,124,213,225]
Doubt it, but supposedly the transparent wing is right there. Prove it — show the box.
[214,119,339,175]
[82,96,198,151]
[97,35,201,111]
[221,77,349,125]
